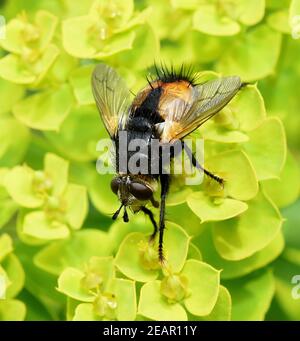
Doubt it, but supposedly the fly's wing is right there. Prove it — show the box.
[91,64,131,139]
[158,76,243,142]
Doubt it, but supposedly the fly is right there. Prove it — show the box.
[91,64,244,263]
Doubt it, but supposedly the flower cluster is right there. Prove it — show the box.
[0,0,300,321]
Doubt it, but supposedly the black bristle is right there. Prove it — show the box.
[150,62,198,86]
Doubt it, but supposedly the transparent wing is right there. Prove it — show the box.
[91,63,131,138]
[159,76,243,142]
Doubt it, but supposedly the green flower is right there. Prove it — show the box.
[114,224,225,320]
[0,234,26,321]
[62,0,151,59]
[0,10,59,85]
[4,153,88,242]
[57,256,136,321]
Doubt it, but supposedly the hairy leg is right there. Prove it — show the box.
[182,141,224,185]
[141,206,158,242]
[158,174,170,263]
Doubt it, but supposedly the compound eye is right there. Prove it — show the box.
[130,182,153,201]
[110,178,120,195]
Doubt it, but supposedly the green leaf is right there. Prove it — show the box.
[0,265,9,298]
[187,191,248,223]
[84,256,115,291]
[73,279,136,321]
[34,229,112,276]
[0,234,13,262]
[48,49,78,84]
[14,242,65,320]
[0,10,57,54]
[109,278,136,321]
[226,270,275,321]
[62,15,135,59]
[281,198,300,249]
[289,0,300,23]
[196,286,231,321]
[217,25,282,82]
[0,116,30,167]
[62,15,97,59]
[195,226,284,279]
[32,44,60,85]
[44,105,103,162]
[0,299,26,321]
[0,44,59,85]
[57,267,94,302]
[235,0,265,26]
[0,196,18,229]
[171,0,200,9]
[167,187,193,206]
[66,297,80,321]
[63,184,88,230]
[23,211,70,240]
[282,248,300,267]
[193,5,240,36]
[163,223,190,273]
[94,31,136,59]
[0,55,36,84]
[108,215,152,253]
[2,254,25,298]
[89,0,135,29]
[4,166,43,208]
[201,125,249,143]
[262,150,300,208]
[13,84,74,131]
[212,191,283,260]
[34,10,58,51]
[182,260,220,316]
[0,17,27,54]
[230,84,267,131]
[167,203,202,237]
[206,150,258,201]
[242,117,286,180]
[0,78,24,114]
[73,303,101,321]
[115,233,159,283]
[69,65,95,105]
[187,243,202,261]
[138,281,187,321]
[115,223,190,281]
[267,10,290,34]
[116,24,159,70]
[44,153,69,197]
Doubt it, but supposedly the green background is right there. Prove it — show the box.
[0,0,300,321]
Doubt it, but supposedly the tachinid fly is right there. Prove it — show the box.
[91,64,244,263]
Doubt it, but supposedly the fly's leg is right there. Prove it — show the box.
[158,174,170,264]
[182,141,224,186]
[141,206,158,243]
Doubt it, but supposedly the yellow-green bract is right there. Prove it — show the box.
[0,0,299,322]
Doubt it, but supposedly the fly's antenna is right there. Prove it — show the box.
[123,206,129,223]
[112,204,123,220]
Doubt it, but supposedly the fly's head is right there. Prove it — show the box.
[110,175,159,222]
